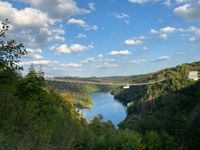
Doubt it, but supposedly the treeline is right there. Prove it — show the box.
[112,62,200,149]
[0,65,178,149]
[47,80,114,108]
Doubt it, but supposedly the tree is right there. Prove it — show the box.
[145,131,162,150]
[0,19,27,71]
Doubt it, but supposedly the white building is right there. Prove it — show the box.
[123,84,130,89]
[188,71,199,81]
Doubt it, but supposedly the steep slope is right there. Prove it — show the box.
[111,62,200,149]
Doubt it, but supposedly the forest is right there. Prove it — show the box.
[0,20,200,150]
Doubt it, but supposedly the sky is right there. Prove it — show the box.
[0,0,200,77]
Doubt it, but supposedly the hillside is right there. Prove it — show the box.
[47,80,115,108]
[111,61,200,149]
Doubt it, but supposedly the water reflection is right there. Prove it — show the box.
[82,92,127,127]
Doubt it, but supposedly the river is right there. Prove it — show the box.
[82,92,127,127]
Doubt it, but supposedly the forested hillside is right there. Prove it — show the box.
[47,80,115,108]
[112,62,200,149]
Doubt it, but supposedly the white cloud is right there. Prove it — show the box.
[102,58,115,63]
[153,56,170,62]
[175,0,188,4]
[150,26,177,40]
[88,2,96,11]
[151,26,200,41]
[76,33,87,39]
[28,54,44,59]
[96,62,117,69]
[160,33,168,40]
[150,29,159,34]
[160,26,177,33]
[0,1,67,47]
[110,50,131,56]
[85,24,98,31]
[128,0,190,7]
[81,57,94,63]
[112,13,130,24]
[21,60,54,66]
[174,1,200,21]
[55,44,93,54]
[19,0,89,19]
[67,18,86,27]
[26,48,43,59]
[27,48,42,54]
[48,35,65,42]
[128,0,157,4]
[0,2,53,28]
[124,36,145,45]
[131,59,147,64]
[60,63,82,68]
[125,39,143,45]
[163,0,172,7]
[67,18,98,31]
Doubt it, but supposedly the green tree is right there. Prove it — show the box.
[145,131,162,150]
[0,19,27,71]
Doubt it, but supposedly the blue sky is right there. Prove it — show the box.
[0,0,200,77]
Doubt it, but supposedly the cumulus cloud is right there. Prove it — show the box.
[67,18,86,27]
[67,18,98,31]
[60,63,82,68]
[124,36,145,45]
[160,26,177,33]
[128,0,158,4]
[174,1,200,21]
[150,26,200,41]
[85,25,98,31]
[27,54,44,59]
[110,50,131,56]
[131,59,147,64]
[26,48,43,59]
[150,26,177,40]
[128,0,189,7]
[81,57,94,63]
[0,2,53,28]
[27,48,42,54]
[153,56,170,62]
[54,44,93,54]
[19,0,89,19]
[0,1,66,47]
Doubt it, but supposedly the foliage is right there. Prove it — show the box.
[113,62,200,150]
[0,19,27,71]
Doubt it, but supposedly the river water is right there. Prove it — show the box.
[82,92,127,127]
